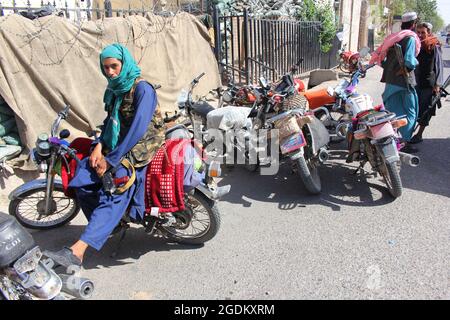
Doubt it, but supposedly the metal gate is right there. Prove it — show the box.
[213,7,340,85]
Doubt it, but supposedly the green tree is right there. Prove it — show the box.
[296,0,316,21]
[390,0,444,32]
[295,0,337,53]
[317,3,337,53]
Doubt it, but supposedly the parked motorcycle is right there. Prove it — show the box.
[219,81,259,108]
[246,65,331,194]
[175,73,256,170]
[8,103,230,246]
[0,211,94,300]
[321,52,420,198]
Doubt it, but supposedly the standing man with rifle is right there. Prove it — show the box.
[410,22,445,144]
[370,12,421,153]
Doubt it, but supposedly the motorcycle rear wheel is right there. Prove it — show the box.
[159,191,220,245]
[297,156,322,194]
[380,160,403,198]
[9,185,80,230]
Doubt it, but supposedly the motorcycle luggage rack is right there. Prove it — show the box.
[361,112,396,127]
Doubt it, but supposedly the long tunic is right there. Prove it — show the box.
[68,82,157,251]
[415,45,444,126]
[382,37,419,142]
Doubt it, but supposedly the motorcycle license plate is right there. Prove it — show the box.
[280,132,306,154]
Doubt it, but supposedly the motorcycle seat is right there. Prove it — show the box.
[191,101,215,119]
[165,124,191,140]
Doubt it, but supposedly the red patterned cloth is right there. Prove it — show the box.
[145,139,191,214]
[60,138,93,198]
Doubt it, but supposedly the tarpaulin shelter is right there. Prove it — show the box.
[0,12,220,159]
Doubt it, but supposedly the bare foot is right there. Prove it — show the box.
[70,240,89,263]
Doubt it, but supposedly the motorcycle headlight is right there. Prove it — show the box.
[222,91,233,103]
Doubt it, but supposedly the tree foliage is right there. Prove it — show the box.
[390,0,444,32]
[295,0,337,53]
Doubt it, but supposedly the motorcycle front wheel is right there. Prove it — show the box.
[9,185,80,230]
[158,191,220,245]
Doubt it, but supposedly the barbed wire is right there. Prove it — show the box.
[0,1,207,72]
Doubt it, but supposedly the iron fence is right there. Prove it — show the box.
[213,7,341,85]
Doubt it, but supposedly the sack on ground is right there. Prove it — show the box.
[0,145,22,161]
[2,133,21,146]
[207,106,252,131]
[0,117,17,137]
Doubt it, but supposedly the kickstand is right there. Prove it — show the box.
[110,224,129,259]
[353,162,366,175]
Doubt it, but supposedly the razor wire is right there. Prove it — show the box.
[0,0,210,72]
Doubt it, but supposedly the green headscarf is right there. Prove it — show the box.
[100,43,141,151]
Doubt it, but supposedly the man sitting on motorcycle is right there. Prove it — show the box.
[45,44,165,267]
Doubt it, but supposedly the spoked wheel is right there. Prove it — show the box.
[9,185,80,229]
[296,155,322,195]
[0,275,34,300]
[159,191,220,245]
[380,160,403,198]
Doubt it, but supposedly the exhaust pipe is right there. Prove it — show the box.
[318,148,329,163]
[58,274,94,300]
[335,122,350,139]
[398,152,420,167]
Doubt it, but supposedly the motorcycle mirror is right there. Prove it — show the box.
[327,86,335,97]
[359,47,370,58]
[59,129,70,139]
[259,77,269,90]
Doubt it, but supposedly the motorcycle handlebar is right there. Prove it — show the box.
[51,105,71,137]
[187,72,206,97]
[361,63,376,72]
[193,72,206,85]
[59,105,70,119]
[59,144,80,163]
[290,58,304,72]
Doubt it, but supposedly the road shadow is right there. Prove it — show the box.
[218,151,396,213]
[30,224,203,270]
[218,136,450,212]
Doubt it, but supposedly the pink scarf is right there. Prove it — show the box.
[369,30,421,65]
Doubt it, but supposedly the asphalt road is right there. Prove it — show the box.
[21,47,450,300]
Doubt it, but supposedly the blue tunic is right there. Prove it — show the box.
[68,82,157,251]
[382,37,419,142]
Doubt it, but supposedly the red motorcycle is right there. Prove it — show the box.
[8,103,230,245]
